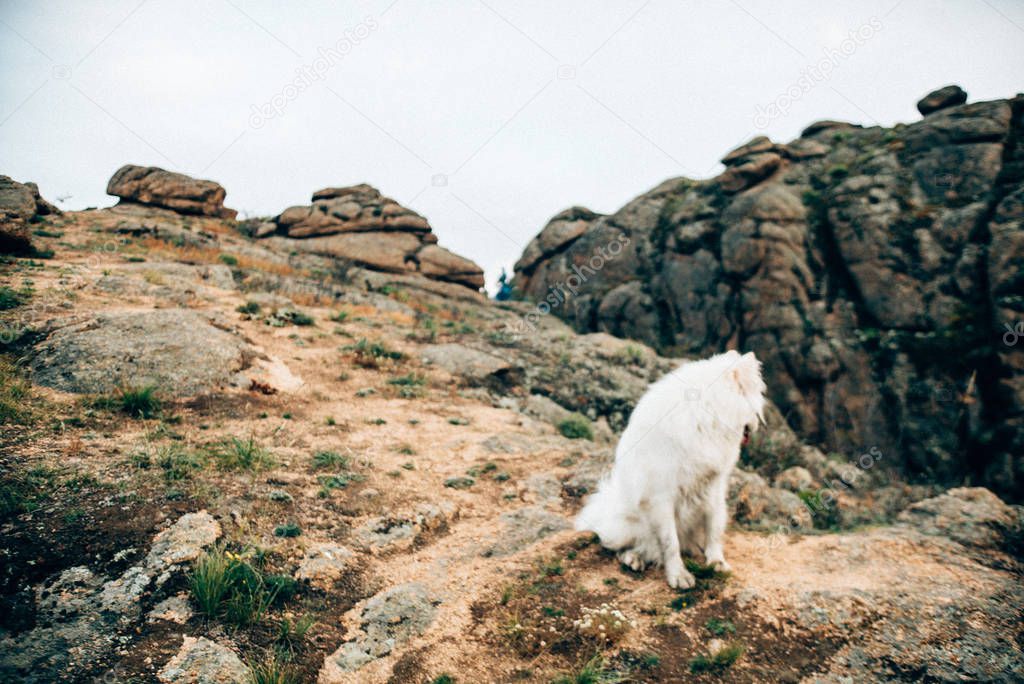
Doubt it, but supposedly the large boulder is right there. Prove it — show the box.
[29,309,254,397]
[513,86,1024,501]
[106,165,236,218]
[262,184,484,290]
[0,175,61,253]
[277,183,429,237]
[917,84,969,116]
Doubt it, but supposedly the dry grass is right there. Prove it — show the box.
[287,290,328,307]
[138,237,299,277]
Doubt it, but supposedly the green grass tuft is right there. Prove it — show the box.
[156,444,206,482]
[346,337,403,368]
[388,372,425,386]
[237,301,261,315]
[313,450,350,470]
[0,285,31,310]
[797,489,843,530]
[0,466,55,518]
[96,385,162,419]
[705,617,736,636]
[552,654,628,684]
[0,358,31,424]
[274,522,302,538]
[247,652,302,684]
[189,547,233,617]
[189,547,283,627]
[276,613,315,651]
[558,414,593,440]
[211,436,275,471]
[688,643,743,674]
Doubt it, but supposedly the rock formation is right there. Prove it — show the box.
[259,183,485,290]
[917,84,968,115]
[107,164,237,218]
[29,309,255,397]
[0,175,61,253]
[514,85,1024,501]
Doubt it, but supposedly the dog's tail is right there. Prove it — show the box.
[575,475,635,550]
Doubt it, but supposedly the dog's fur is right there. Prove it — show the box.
[575,350,766,588]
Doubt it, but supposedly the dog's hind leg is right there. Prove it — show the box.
[649,496,695,589]
[701,476,731,572]
[617,547,648,572]
[616,522,660,571]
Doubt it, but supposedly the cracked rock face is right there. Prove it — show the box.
[262,184,485,290]
[107,165,237,218]
[513,85,1024,501]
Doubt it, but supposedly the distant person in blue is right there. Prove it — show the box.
[494,268,513,301]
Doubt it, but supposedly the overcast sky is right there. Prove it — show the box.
[2,1,1022,291]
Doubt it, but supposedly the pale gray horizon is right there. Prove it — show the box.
[2,0,1022,292]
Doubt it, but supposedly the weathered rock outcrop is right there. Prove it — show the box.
[261,184,484,290]
[0,512,221,683]
[107,165,237,218]
[157,636,248,684]
[0,175,61,253]
[514,86,1024,501]
[322,583,438,674]
[29,309,255,397]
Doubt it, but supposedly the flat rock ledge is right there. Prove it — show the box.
[320,583,438,678]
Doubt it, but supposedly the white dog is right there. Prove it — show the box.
[575,350,765,588]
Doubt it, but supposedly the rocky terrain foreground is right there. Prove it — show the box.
[2,102,1023,681]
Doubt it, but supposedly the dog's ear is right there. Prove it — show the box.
[729,352,762,396]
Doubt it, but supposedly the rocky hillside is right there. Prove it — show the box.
[513,85,1024,503]
[0,163,1021,683]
